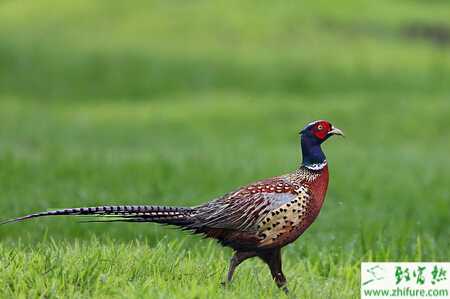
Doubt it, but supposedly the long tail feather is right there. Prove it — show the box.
[1,205,195,226]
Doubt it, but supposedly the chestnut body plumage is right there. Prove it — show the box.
[1,120,343,293]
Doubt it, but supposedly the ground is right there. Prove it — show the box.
[0,1,449,298]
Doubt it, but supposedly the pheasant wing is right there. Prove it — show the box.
[193,178,306,233]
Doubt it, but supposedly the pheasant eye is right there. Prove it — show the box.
[317,124,323,130]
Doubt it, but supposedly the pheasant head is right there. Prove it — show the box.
[300,120,344,170]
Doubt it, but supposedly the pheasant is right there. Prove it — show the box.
[1,120,344,293]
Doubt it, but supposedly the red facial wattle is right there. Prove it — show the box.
[313,122,331,140]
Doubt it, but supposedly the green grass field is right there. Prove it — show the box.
[0,1,449,298]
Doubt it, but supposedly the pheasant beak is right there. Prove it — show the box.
[329,126,345,137]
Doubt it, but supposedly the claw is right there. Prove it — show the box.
[281,285,289,294]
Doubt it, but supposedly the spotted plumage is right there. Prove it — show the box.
[257,186,310,246]
[1,120,344,293]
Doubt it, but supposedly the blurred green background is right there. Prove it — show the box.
[0,0,449,298]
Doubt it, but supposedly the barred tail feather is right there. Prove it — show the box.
[0,205,195,226]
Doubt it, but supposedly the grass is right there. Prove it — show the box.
[0,238,359,298]
[0,0,449,298]
[0,0,449,99]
